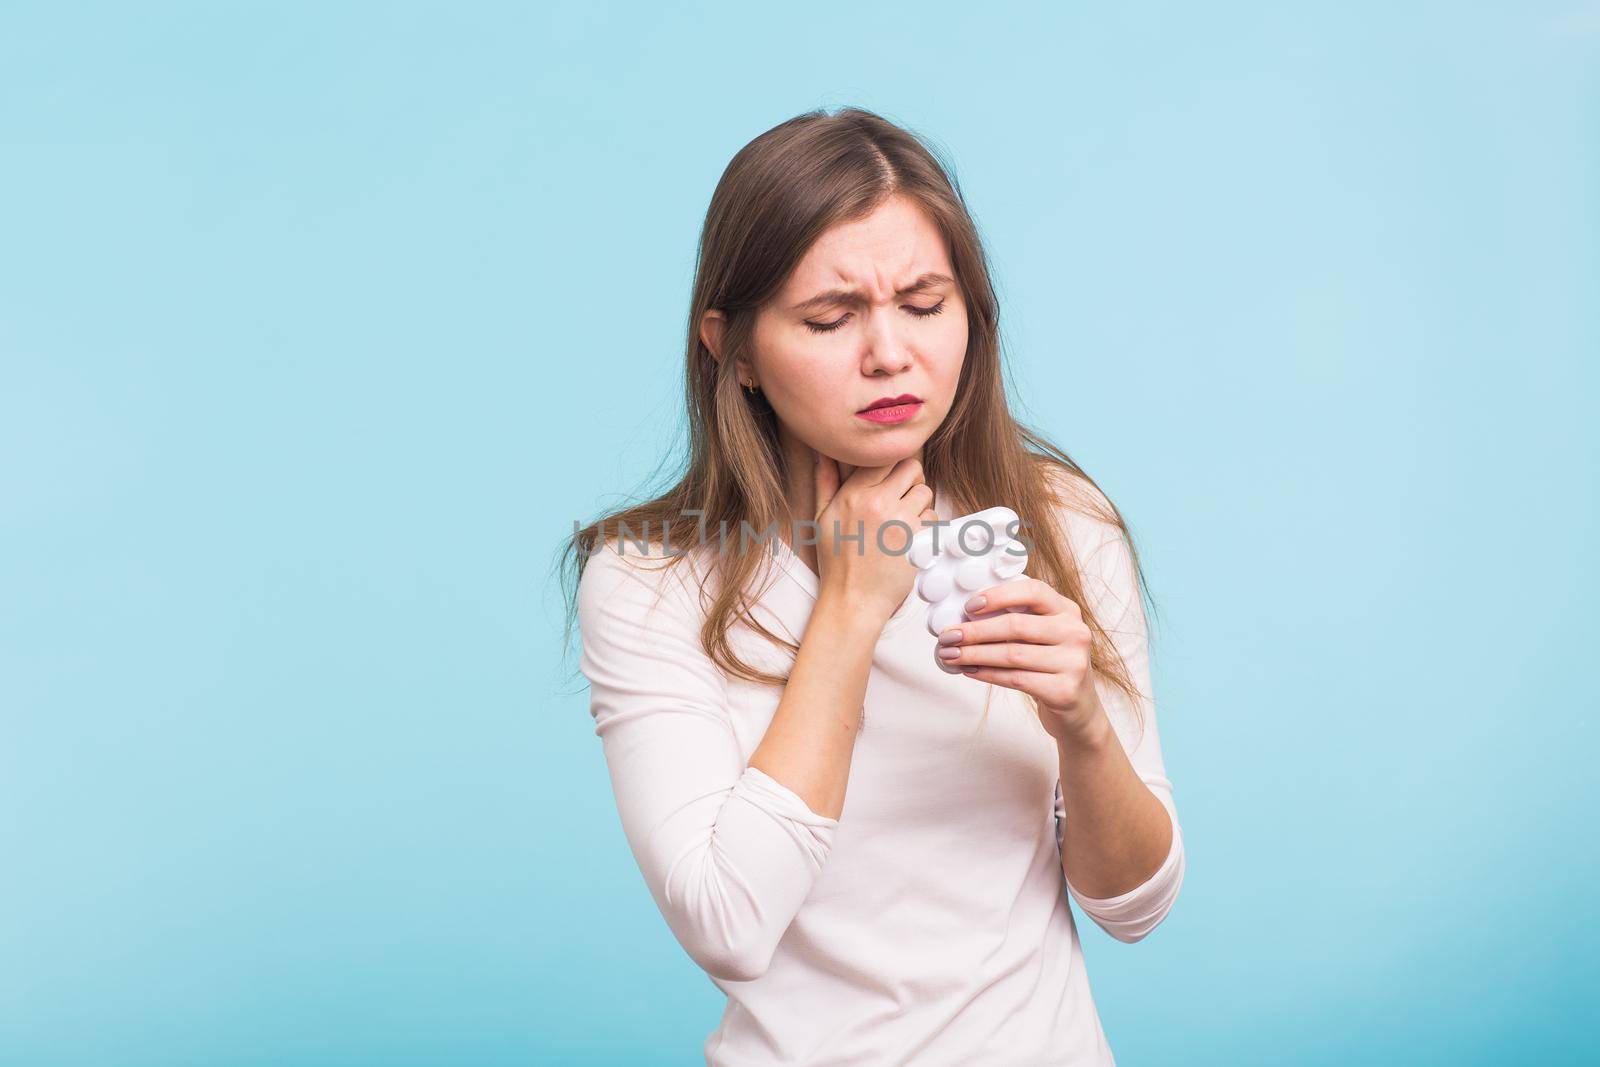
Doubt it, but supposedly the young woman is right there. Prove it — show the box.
[560,107,1184,1066]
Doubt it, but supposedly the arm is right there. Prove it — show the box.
[748,587,884,820]
[576,543,881,982]
[1054,528,1186,943]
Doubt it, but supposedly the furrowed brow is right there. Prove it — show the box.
[789,272,955,314]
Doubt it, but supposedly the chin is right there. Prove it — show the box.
[837,431,928,468]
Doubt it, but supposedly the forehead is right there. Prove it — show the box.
[782,196,951,293]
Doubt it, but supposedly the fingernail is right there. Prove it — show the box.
[965,595,986,612]
[961,666,979,674]
[938,629,962,645]
[937,646,961,660]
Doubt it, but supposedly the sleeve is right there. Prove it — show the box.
[576,543,840,982]
[1053,524,1186,944]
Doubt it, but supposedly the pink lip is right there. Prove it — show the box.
[860,393,920,412]
[856,400,922,424]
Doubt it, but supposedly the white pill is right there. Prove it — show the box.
[954,556,990,591]
[928,600,966,636]
[994,547,1028,579]
[918,566,953,603]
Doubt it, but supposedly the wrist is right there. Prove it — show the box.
[1047,703,1116,752]
[813,587,894,635]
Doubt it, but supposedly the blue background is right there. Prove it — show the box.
[3,2,1596,1063]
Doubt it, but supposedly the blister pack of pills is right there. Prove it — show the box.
[908,505,1030,674]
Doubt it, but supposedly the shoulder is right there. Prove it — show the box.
[576,533,720,630]
[1033,462,1151,637]
[1034,460,1127,567]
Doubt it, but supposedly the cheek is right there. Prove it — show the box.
[764,339,851,400]
[930,314,969,377]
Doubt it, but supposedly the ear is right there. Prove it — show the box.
[700,308,756,386]
[699,308,727,365]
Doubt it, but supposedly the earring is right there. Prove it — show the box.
[742,379,758,395]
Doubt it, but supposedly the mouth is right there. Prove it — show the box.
[858,393,921,413]
[856,394,923,424]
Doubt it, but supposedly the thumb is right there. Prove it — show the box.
[812,447,840,520]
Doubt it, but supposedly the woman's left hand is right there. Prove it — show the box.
[936,576,1106,743]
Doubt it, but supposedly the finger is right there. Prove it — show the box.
[934,630,1062,662]
[954,665,1054,702]
[873,481,932,554]
[937,609,1063,648]
[842,462,893,487]
[901,480,934,508]
[959,576,1072,617]
[879,456,926,497]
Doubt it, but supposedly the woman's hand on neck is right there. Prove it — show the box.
[777,426,921,523]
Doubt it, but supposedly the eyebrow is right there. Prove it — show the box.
[787,272,956,315]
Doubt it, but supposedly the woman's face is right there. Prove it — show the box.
[711,194,969,471]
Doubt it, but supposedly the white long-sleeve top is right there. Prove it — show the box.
[576,484,1184,1066]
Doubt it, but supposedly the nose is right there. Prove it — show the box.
[860,308,915,377]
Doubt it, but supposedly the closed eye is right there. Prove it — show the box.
[804,298,947,335]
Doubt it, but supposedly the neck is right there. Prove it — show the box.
[776,425,926,532]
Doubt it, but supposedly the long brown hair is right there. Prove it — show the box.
[554,106,1160,734]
